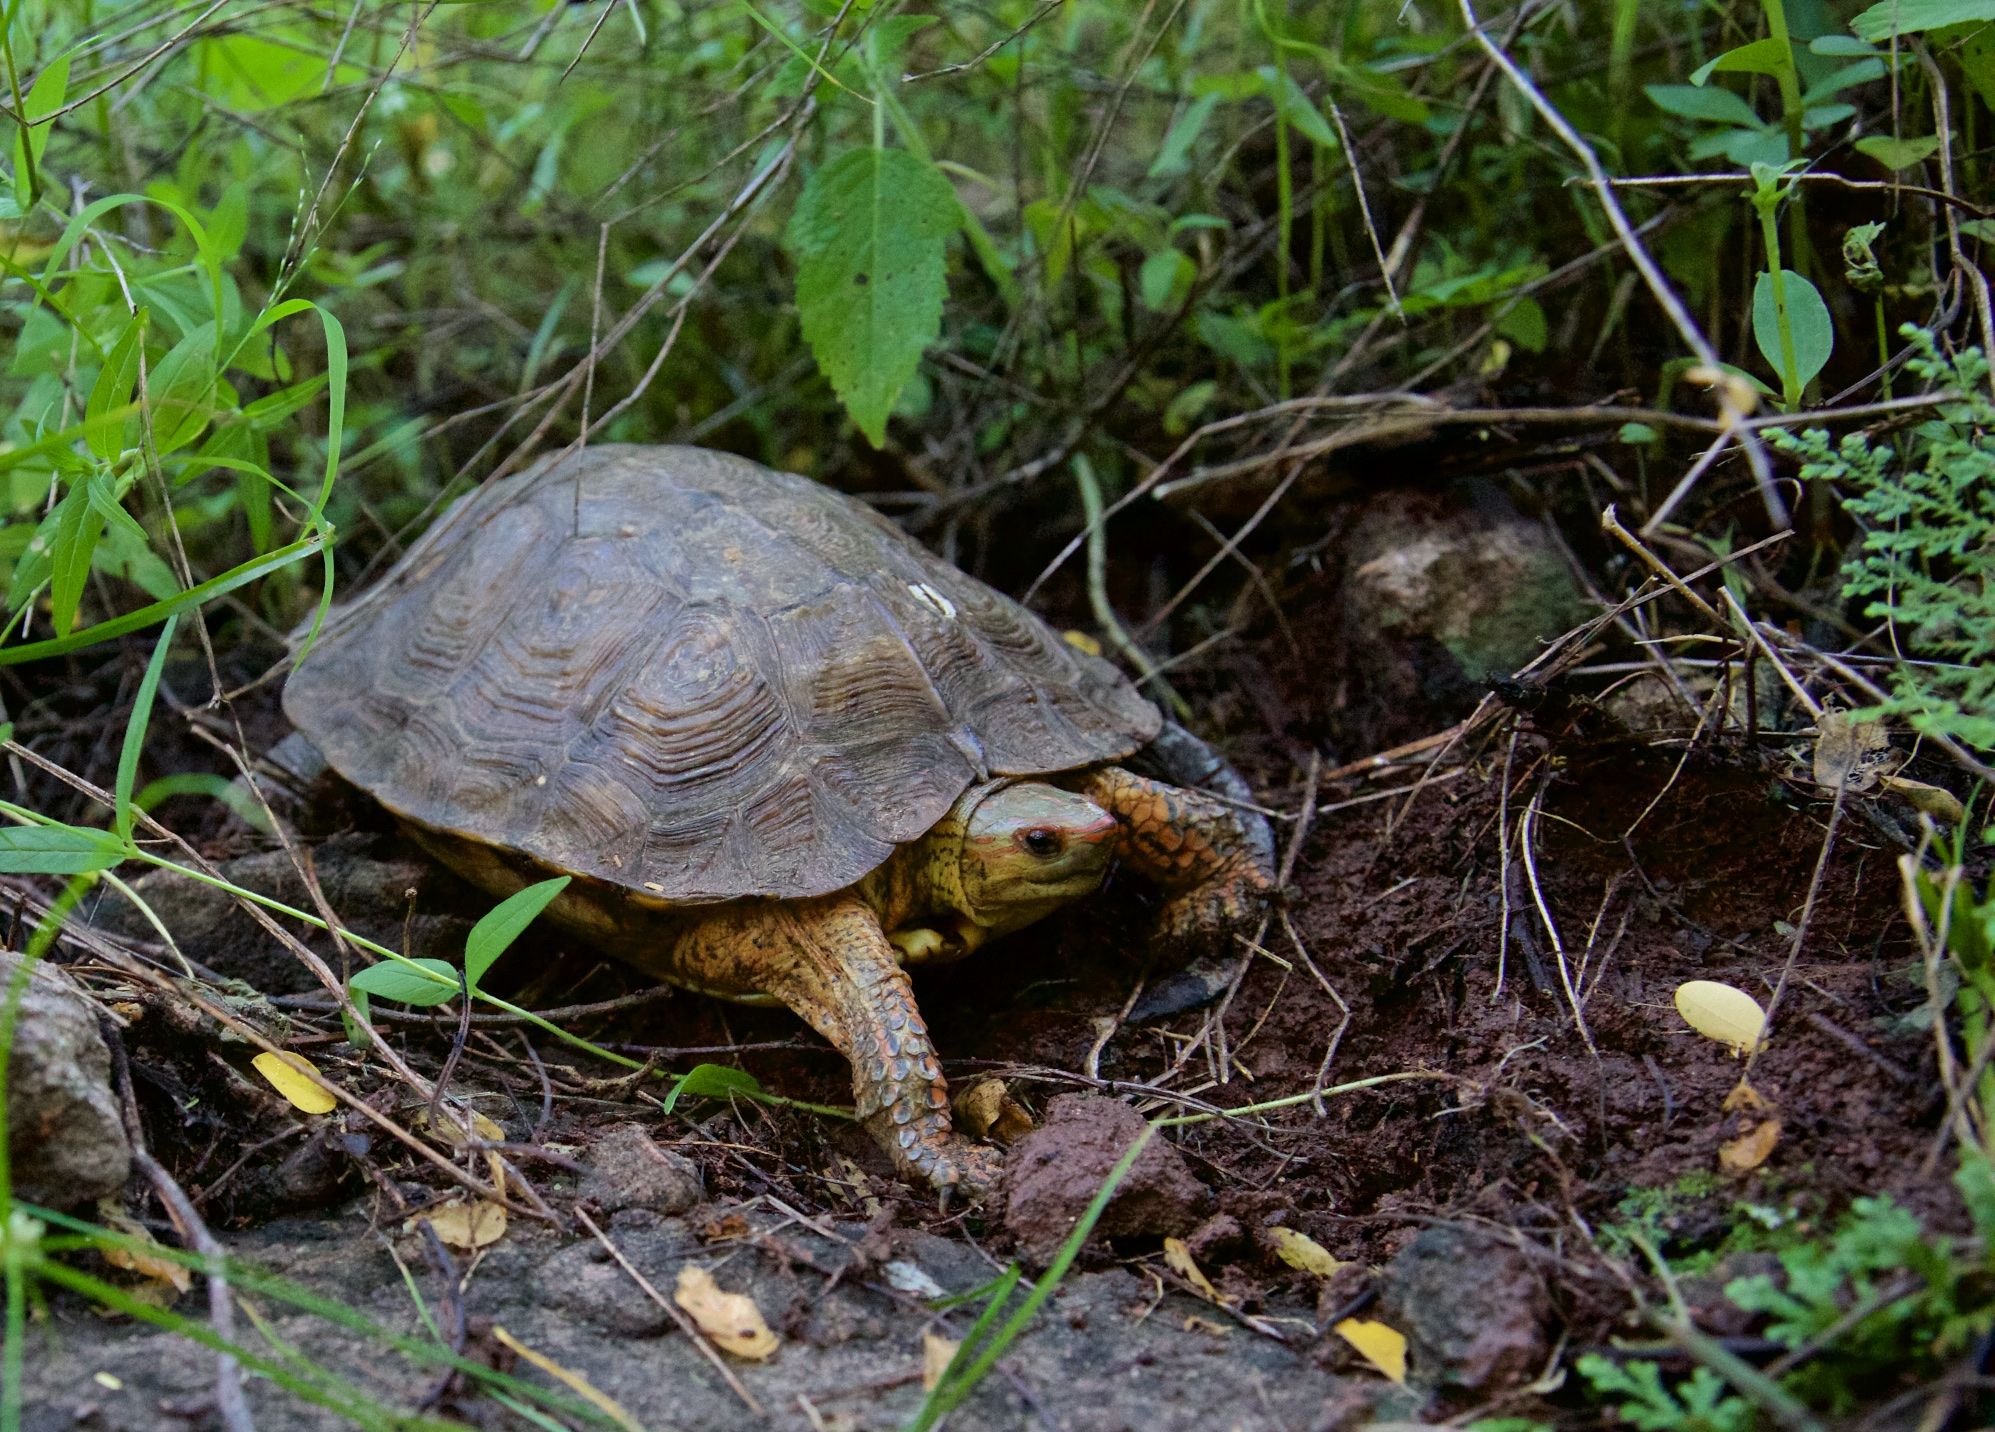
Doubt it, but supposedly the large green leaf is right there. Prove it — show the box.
[786,148,959,447]
[464,876,570,990]
[349,958,461,1007]
[84,310,147,460]
[1752,268,1834,395]
[0,824,126,876]
[1851,0,1995,39]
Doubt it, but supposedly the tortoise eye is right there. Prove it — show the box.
[1020,828,1064,858]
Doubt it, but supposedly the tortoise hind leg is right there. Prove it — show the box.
[668,896,1000,1195]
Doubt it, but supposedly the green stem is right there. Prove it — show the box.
[1754,186,1802,408]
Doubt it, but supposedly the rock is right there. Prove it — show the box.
[577,1124,703,1215]
[538,1238,674,1337]
[1337,485,1585,744]
[1375,1224,1552,1392]
[3,951,130,1208]
[1002,1094,1212,1266]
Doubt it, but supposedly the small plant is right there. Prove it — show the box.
[1774,330,1995,750]
[1578,1358,1753,1432]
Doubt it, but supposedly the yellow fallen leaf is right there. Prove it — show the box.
[1882,774,1966,826]
[490,1327,644,1432]
[251,1051,338,1115]
[1674,981,1767,1056]
[97,1208,193,1295]
[674,1265,779,1360]
[420,1108,509,1196]
[1720,1118,1782,1174]
[421,1199,507,1251]
[1334,1317,1409,1385]
[1266,1226,1345,1277]
[921,1332,958,1391]
[1163,1236,1222,1303]
[1062,630,1103,657]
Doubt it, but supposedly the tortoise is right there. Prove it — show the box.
[282,445,1276,1193]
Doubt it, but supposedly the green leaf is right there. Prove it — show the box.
[0,824,126,876]
[84,310,147,460]
[46,484,105,638]
[464,876,571,990]
[1752,268,1835,394]
[1810,35,1882,56]
[661,1063,765,1113]
[1138,249,1195,312]
[1851,0,1995,40]
[1692,37,1792,85]
[1257,66,1339,150]
[1645,83,1763,126]
[787,148,959,447]
[114,615,178,842]
[349,959,461,1007]
[1495,296,1548,353]
[146,323,220,454]
[1854,134,1941,169]
[1149,94,1220,178]
[12,55,69,209]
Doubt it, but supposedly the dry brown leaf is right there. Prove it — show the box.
[421,1199,507,1251]
[1266,1226,1345,1277]
[1162,1236,1222,1303]
[921,1332,959,1391]
[1720,1118,1782,1173]
[1181,1314,1229,1336]
[1813,709,1895,793]
[1334,1317,1409,1385]
[98,1207,193,1296]
[1882,774,1966,826]
[250,1051,338,1115]
[674,1265,779,1360]
[952,1079,1035,1143]
[1674,981,1767,1056]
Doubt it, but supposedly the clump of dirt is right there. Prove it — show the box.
[1001,1093,1212,1265]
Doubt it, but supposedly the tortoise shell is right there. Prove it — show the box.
[283,445,1161,902]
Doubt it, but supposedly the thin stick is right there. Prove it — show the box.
[1520,785,1597,1055]
[573,1206,764,1416]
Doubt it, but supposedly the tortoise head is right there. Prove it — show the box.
[953,781,1118,933]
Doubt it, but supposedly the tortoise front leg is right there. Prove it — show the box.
[670,896,1000,1195]
[1078,766,1277,945]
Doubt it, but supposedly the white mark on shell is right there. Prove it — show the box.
[907,582,957,620]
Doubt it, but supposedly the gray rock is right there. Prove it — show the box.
[577,1123,704,1214]
[1003,1094,1212,1266]
[1376,1224,1553,1392]
[2,951,130,1208]
[1339,485,1586,742]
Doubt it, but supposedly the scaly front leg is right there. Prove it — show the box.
[1079,766,1277,946]
[670,896,999,1195]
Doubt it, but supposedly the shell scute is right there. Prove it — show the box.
[283,445,1160,900]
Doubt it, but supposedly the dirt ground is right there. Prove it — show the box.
[13,560,1968,1432]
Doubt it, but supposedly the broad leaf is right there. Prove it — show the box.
[464,876,571,990]
[1645,83,1762,126]
[1851,0,1995,40]
[85,310,146,459]
[12,56,69,209]
[349,958,461,1006]
[787,148,959,447]
[1692,37,1792,85]
[1752,268,1834,395]
[0,824,126,875]
[1855,134,1941,169]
